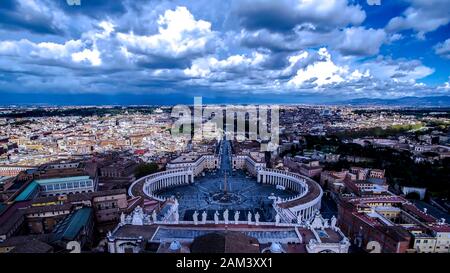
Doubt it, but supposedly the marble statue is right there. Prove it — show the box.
[193,211,199,225]
[223,209,229,225]
[143,214,151,225]
[163,212,170,223]
[331,216,337,230]
[275,213,280,225]
[340,237,349,245]
[234,211,240,224]
[152,210,157,223]
[132,206,144,225]
[297,213,302,224]
[202,211,207,224]
[247,212,252,224]
[255,212,260,225]
[309,239,318,247]
[311,212,324,229]
[214,211,219,224]
[120,212,125,224]
[174,211,179,224]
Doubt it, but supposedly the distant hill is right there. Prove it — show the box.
[336,96,450,107]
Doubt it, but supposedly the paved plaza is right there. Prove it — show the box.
[155,140,298,221]
[155,171,298,221]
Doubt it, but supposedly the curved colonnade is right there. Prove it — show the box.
[255,168,322,223]
[129,167,322,223]
[129,168,194,201]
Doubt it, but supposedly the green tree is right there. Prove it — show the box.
[135,162,159,179]
[406,192,421,200]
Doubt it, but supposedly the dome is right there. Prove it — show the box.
[190,232,259,253]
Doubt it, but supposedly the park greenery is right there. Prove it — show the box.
[324,145,450,198]
[281,135,450,199]
[333,123,424,139]
[134,162,160,179]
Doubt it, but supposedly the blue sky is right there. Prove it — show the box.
[0,0,449,104]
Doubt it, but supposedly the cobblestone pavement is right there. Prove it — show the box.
[156,171,297,220]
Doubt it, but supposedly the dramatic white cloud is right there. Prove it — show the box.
[360,57,434,83]
[0,39,84,62]
[234,0,382,57]
[71,48,102,66]
[184,52,267,77]
[434,38,450,59]
[239,26,388,57]
[443,78,450,90]
[288,48,369,87]
[180,46,436,98]
[235,0,366,31]
[437,77,450,91]
[386,0,450,39]
[117,7,218,62]
[239,28,335,52]
[0,0,447,100]
[4,0,70,34]
[336,27,386,56]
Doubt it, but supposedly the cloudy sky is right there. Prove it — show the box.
[0,0,449,104]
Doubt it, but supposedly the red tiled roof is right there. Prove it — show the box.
[402,203,437,223]
[349,195,407,204]
[428,224,450,233]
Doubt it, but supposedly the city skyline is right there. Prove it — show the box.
[0,0,449,105]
